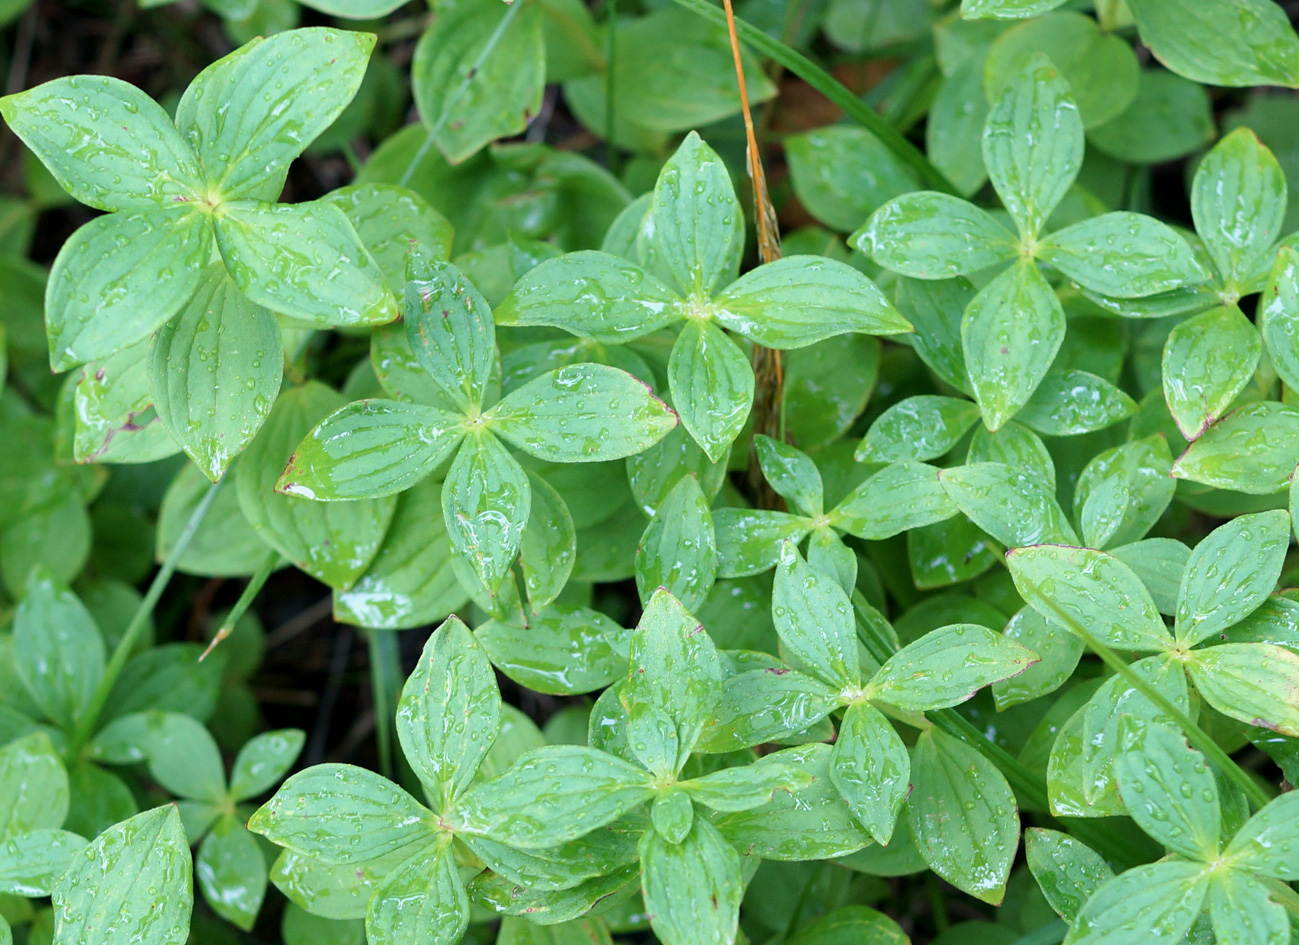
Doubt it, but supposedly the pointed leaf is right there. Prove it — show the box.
[404,252,496,413]
[1176,511,1289,648]
[397,616,501,813]
[940,462,1078,547]
[230,729,306,802]
[0,829,88,897]
[1007,544,1171,652]
[994,606,1083,708]
[832,461,958,540]
[196,818,267,931]
[1041,212,1206,298]
[983,53,1082,239]
[829,702,909,844]
[713,508,811,577]
[667,319,753,463]
[773,544,859,689]
[1063,861,1208,945]
[1115,718,1220,859]
[639,818,742,945]
[1025,828,1114,923]
[680,760,813,812]
[52,806,191,945]
[365,836,467,945]
[0,732,69,834]
[1225,790,1299,879]
[1075,436,1176,550]
[856,193,1014,279]
[755,436,823,517]
[1260,247,1299,391]
[1162,305,1261,440]
[1193,128,1287,291]
[962,259,1066,431]
[1010,368,1138,437]
[872,623,1038,710]
[635,475,717,611]
[215,200,398,329]
[1208,871,1288,945]
[46,207,211,370]
[0,75,201,210]
[476,604,627,696]
[857,395,980,465]
[14,568,104,732]
[276,399,464,501]
[1171,402,1299,495]
[1188,643,1299,737]
[149,264,283,481]
[442,431,530,593]
[176,27,375,201]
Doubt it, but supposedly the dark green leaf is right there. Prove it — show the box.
[13,568,103,732]
[1025,828,1114,923]
[1125,0,1299,89]
[639,818,742,945]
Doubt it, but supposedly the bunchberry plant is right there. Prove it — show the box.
[4,1,1299,944]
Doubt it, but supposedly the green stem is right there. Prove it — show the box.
[366,628,402,781]
[66,474,226,762]
[398,0,525,188]
[1024,584,1272,811]
[200,550,277,662]
[667,0,958,195]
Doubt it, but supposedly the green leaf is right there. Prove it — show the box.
[1114,718,1219,859]
[1025,828,1114,923]
[1261,247,1299,391]
[230,729,306,802]
[894,277,971,393]
[46,207,211,371]
[773,544,860,689]
[214,200,398,329]
[1007,544,1171,652]
[450,746,654,849]
[276,399,464,501]
[73,339,179,465]
[872,623,1037,710]
[1162,305,1261,440]
[1063,861,1208,945]
[928,56,991,197]
[0,829,88,897]
[494,252,683,344]
[668,320,753,463]
[907,729,1018,905]
[994,606,1083,708]
[968,420,1055,485]
[637,132,742,298]
[1075,436,1176,549]
[829,702,909,844]
[712,744,871,860]
[1225,790,1299,879]
[443,431,530,593]
[92,711,225,802]
[52,806,192,945]
[176,27,375,201]
[13,568,104,732]
[623,589,724,775]
[857,395,980,464]
[711,256,910,348]
[410,0,544,163]
[785,906,909,945]
[365,836,467,945]
[158,463,276,579]
[680,759,813,812]
[1188,643,1299,737]
[650,788,693,843]
[1208,871,1288,945]
[235,384,396,590]
[149,264,283,481]
[983,53,1082,240]
[0,76,201,211]
[939,462,1078,547]
[1171,402,1299,494]
[635,475,717,611]
[197,817,267,931]
[983,12,1139,129]
[477,604,627,696]
[250,763,436,865]
[1019,368,1137,436]
[270,847,407,921]
[490,363,677,463]
[1041,212,1205,298]
[1124,0,1299,89]
[698,669,838,753]
[832,461,958,540]
[1088,69,1215,165]
[785,125,921,231]
[713,509,812,577]
[320,184,453,293]
[404,252,496,414]
[1193,128,1287,292]
[334,480,468,630]
[0,732,68,834]
[856,193,1014,279]
[755,436,823,517]
[519,473,576,610]
[639,818,742,945]
[962,259,1066,431]
[398,617,500,813]
[1175,511,1289,648]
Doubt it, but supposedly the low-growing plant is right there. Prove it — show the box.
[4,1,1299,944]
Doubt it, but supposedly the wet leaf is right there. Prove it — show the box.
[755,436,823,517]
[404,252,496,413]
[196,816,266,931]
[773,543,860,689]
[0,75,202,210]
[1193,128,1287,293]
[829,702,909,844]
[52,806,192,945]
[667,319,753,463]
[680,759,812,812]
[713,508,812,577]
[1260,247,1299,390]
[635,475,717,611]
[1125,0,1299,89]
[0,829,88,897]
[639,818,742,945]
[1063,860,1208,945]
[229,729,305,802]
[1025,828,1114,923]
[519,473,576,610]
[1225,790,1299,879]
[1114,718,1220,859]
[785,125,921,231]
[857,395,980,465]
[856,192,1015,279]
[442,431,530,593]
[1171,402,1299,494]
[940,461,1078,547]
[907,729,1018,905]
[993,607,1083,709]
[149,264,283,481]
[1007,544,1171,651]
[176,27,374,201]
[1188,643,1299,737]
[832,461,958,540]
[873,623,1038,710]
[1075,437,1176,550]
[74,339,180,465]
[321,184,453,292]
[365,836,467,945]
[1162,305,1261,440]
[13,568,104,732]
[477,605,627,696]
[1207,871,1288,945]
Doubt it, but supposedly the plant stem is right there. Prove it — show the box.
[1025,589,1272,810]
[397,0,524,188]
[668,0,959,195]
[66,474,226,762]
[200,549,278,662]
